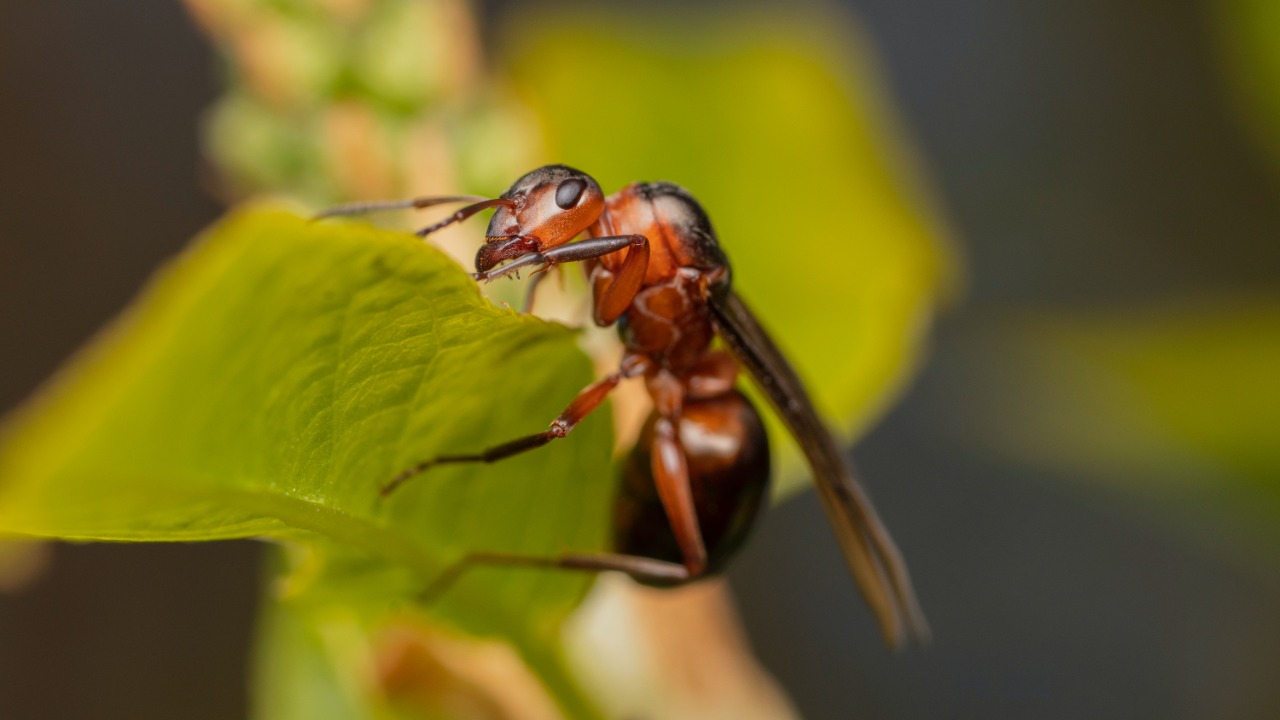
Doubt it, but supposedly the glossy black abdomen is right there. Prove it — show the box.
[612,390,771,585]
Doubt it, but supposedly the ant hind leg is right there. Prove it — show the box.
[421,550,693,603]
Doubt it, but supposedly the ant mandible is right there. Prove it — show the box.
[319,165,929,648]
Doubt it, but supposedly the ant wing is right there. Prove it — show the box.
[708,290,929,650]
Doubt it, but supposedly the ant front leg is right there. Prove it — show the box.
[475,234,649,320]
[522,264,555,314]
[381,354,651,496]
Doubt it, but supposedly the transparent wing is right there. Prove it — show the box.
[709,290,929,649]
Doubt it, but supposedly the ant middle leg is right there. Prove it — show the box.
[381,354,652,496]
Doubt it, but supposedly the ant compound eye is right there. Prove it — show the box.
[555,178,587,209]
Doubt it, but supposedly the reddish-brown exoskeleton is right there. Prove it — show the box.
[320,165,928,648]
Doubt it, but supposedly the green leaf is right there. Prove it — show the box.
[0,206,611,714]
[501,4,958,488]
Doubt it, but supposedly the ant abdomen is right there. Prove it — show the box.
[612,390,771,585]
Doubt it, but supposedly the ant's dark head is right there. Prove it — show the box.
[485,165,605,248]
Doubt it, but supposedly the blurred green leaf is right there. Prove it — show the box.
[253,570,367,720]
[1216,0,1280,179]
[0,207,610,716]
[962,299,1280,550]
[501,4,957,489]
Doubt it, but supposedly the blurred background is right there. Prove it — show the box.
[2,1,1278,718]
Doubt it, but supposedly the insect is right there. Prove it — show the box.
[319,165,929,648]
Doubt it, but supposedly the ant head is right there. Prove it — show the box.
[485,165,605,248]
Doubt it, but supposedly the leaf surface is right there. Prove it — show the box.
[0,206,612,711]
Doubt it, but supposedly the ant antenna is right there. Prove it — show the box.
[314,195,489,220]
[415,198,515,238]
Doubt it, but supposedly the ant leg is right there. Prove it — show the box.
[313,195,487,220]
[522,266,552,314]
[475,233,649,321]
[650,415,709,575]
[381,355,651,496]
[587,237,649,325]
[421,551,692,602]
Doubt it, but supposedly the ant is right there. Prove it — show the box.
[319,165,928,648]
